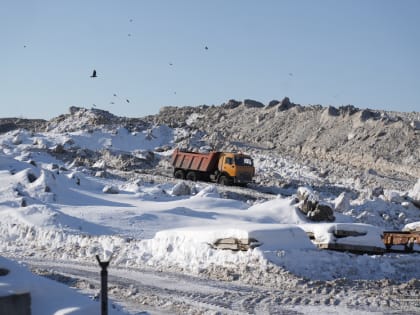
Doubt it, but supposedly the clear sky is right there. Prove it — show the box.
[1,0,419,119]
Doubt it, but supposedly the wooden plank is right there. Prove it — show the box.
[212,238,262,251]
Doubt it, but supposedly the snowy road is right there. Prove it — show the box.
[16,257,419,315]
[25,258,294,314]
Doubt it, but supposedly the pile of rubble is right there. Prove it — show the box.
[1,100,419,193]
[154,98,420,191]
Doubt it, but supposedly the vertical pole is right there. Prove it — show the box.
[96,255,111,315]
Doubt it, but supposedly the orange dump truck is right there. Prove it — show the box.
[171,149,255,186]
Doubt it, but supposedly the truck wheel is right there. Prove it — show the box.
[186,171,197,181]
[218,176,230,186]
[174,170,185,179]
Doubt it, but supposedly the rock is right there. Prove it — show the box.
[51,144,65,153]
[325,106,340,117]
[277,97,294,111]
[339,105,359,116]
[27,172,37,183]
[243,99,265,108]
[267,100,280,107]
[221,99,241,109]
[308,202,335,222]
[297,187,335,221]
[297,187,318,214]
[301,198,317,215]
[297,186,318,203]
[103,185,119,194]
[171,182,191,196]
[359,109,380,122]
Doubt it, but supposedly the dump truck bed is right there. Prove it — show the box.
[171,150,220,173]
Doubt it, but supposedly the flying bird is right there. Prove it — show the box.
[90,70,97,78]
[113,93,117,97]
[205,46,208,50]
[169,62,173,66]
[126,99,130,103]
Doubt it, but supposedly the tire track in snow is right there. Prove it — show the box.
[13,257,420,315]
[23,259,282,314]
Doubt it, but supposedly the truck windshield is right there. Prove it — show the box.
[234,156,253,166]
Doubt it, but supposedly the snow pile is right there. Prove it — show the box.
[409,178,420,207]
[301,223,385,249]
[135,224,314,272]
[245,196,308,224]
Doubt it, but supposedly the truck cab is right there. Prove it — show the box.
[217,152,254,185]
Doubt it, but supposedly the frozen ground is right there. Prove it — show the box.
[0,110,419,314]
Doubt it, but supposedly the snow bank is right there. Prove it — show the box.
[300,223,385,249]
[134,223,314,272]
[245,196,309,224]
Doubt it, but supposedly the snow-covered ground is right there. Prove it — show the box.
[1,122,419,314]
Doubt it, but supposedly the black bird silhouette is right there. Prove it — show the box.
[113,93,117,97]
[169,63,173,66]
[205,46,208,50]
[126,99,130,103]
[90,70,97,78]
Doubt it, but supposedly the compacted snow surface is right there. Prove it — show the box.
[0,122,419,315]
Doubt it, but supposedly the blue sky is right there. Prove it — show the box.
[1,0,419,119]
